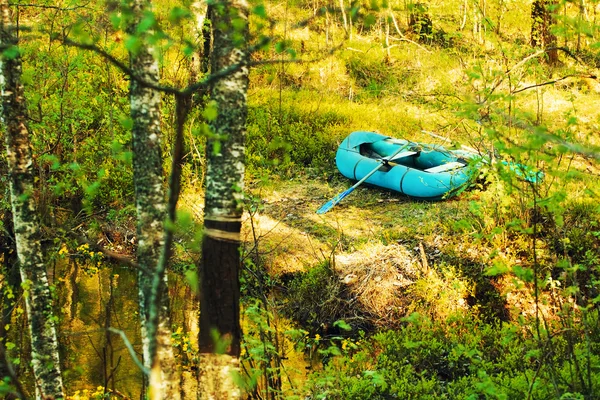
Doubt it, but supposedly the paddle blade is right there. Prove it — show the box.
[316,187,354,214]
[501,161,544,183]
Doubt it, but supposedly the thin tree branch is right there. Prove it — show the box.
[59,35,342,97]
[484,46,584,104]
[512,73,596,94]
[485,110,600,161]
[60,36,259,96]
[107,328,150,376]
[9,2,94,11]
[60,37,181,95]
[145,93,190,365]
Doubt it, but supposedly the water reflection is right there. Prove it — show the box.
[59,260,144,398]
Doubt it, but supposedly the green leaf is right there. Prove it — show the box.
[364,370,386,388]
[275,41,286,53]
[85,181,101,198]
[320,345,341,356]
[5,342,15,350]
[111,140,124,153]
[137,11,157,34]
[252,4,267,18]
[185,270,199,294]
[183,40,196,57]
[118,151,133,165]
[125,35,142,55]
[486,261,510,276]
[231,17,246,31]
[333,320,352,331]
[212,140,222,156]
[169,7,191,23]
[2,46,20,60]
[364,14,377,28]
[466,70,482,80]
[401,312,422,324]
[110,13,122,30]
[203,101,218,121]
[211,328,231,354]
[119,116,134,130]
[513,265,534,283]
[286,48,297,59]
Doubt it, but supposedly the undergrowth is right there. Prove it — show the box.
[302,311,600,399]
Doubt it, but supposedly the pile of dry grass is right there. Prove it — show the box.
[334,243,421,328]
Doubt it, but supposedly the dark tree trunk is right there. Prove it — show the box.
[198,0,249,358]
[408,2,433,43]
[197,0,249,396]
[531,0,559,64]
[199,234,241,354]
[0,1,65,398]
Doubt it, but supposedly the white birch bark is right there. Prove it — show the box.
[0,1,64,398]
[191,0,209,78]
[128,0,179,398]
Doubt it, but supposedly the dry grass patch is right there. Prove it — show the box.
[334,242,420,328]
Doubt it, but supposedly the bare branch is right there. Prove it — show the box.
[487,111,600,161]
[9,2,95,11]
[59,35,341,97]
[512,74,596,94]
[60,36,255,97]
[145,93,189,363]
[484,47,585,103]
[108,328,150,376]
[60,37,182,95]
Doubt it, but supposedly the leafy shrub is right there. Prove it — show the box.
[246,104,347,175]
[302,311,600,399]
[345,55,406,99]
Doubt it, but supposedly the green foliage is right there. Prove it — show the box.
[24,40,134,216]
[246,104,347,175]
[3,0,600,397]
[346,55,404,98]
[283,261,344,331]
[303,312,600,399]
[240,300,293,398]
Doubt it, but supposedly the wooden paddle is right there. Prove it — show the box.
[316,144,415,214]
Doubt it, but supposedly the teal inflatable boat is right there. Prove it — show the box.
[335,131,479,200]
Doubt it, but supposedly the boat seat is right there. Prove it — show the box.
[425,161,465,173]
[385,151,418,162]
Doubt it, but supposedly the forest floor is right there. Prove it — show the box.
[183,171,531,329]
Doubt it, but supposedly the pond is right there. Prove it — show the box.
[54,259,197,398]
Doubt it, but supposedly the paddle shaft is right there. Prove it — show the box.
[317,144,410,214]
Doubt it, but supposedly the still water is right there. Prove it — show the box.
[56,259,197,398]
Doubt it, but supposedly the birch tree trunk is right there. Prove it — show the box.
[198,0,249,397]
[128,0,179,398]
[0,1,65,398]
[191,0,210,79]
